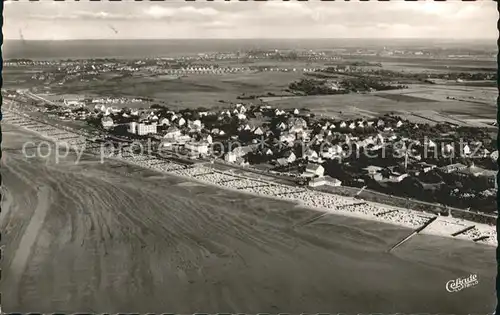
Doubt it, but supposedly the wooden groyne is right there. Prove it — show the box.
[388,216,437,252]
[473,236,490,242]
[451,225,476,237]
[292,212,331,229]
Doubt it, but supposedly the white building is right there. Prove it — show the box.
[321,144,343,159]
[279,133,296,144]
[491,150,499,161]
[176,135,191,144]
[443,144,455,154]
[309,176,342,187]
[277,151,296,166]
[159,118,170,126]
[439,163,467,174]
[164,127,182,139]
[136,123,157,136]
[296,130,311,142]
[224,152,237,163]
[304,163,324,177]
[304,149,319,161]
[231,145,255,158]
[188,119,203,131]
[277,122,288,130]
[388,172,408,183]
[65,98,83,106]
[483,148,490,158]
[426,139,437,148]
[185,142,209,155]
[128,122,138,134]
[462,144,471,156]
[253,127,264,135]
[101,117,114,129]
[203,134,213,144]
[417,162,437,173]
[284,151,297,163]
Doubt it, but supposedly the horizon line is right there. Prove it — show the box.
[4,37,496,41]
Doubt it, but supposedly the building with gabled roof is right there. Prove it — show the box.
[309,176,342,187]
[304,163,324,177]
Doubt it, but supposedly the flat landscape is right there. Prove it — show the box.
[6,52,497,126]
[44,71,302,109]
[2,125,496,313]
[261,87,497,123]
[23,59,495,125]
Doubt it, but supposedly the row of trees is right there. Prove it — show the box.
[321,159,496,214]
[288,77,407,96]
[323,66,496,82]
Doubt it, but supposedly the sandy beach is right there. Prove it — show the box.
[1,118,497,313]
[120,155,497,247]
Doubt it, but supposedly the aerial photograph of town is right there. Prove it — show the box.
[1,1,498,313]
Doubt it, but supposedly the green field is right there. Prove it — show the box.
[260,84,497,125]
[48,71,302,109]
[5,57,497,124]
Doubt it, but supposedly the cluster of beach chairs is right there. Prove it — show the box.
[462,226,496,242]
[155,165,437,230]
[5,110,497,246]
[123,155,190,173]
[3,111,86,148]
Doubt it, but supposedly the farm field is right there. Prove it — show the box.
[49,71,302,109]
[346,56,496,70]
[261,79,496,123]
[262,89,496,122]
[375,84,496,104]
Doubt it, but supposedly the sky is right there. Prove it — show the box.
[3,0,498,40]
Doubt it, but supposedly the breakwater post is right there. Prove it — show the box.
[388,216,437,252]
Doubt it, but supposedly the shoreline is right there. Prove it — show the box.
[88,153,498,247]
[2,114,497,247]
[172,166,497,247]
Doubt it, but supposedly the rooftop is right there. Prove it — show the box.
[306,163,323,172]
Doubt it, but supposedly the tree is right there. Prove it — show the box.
[400,177,424,197]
